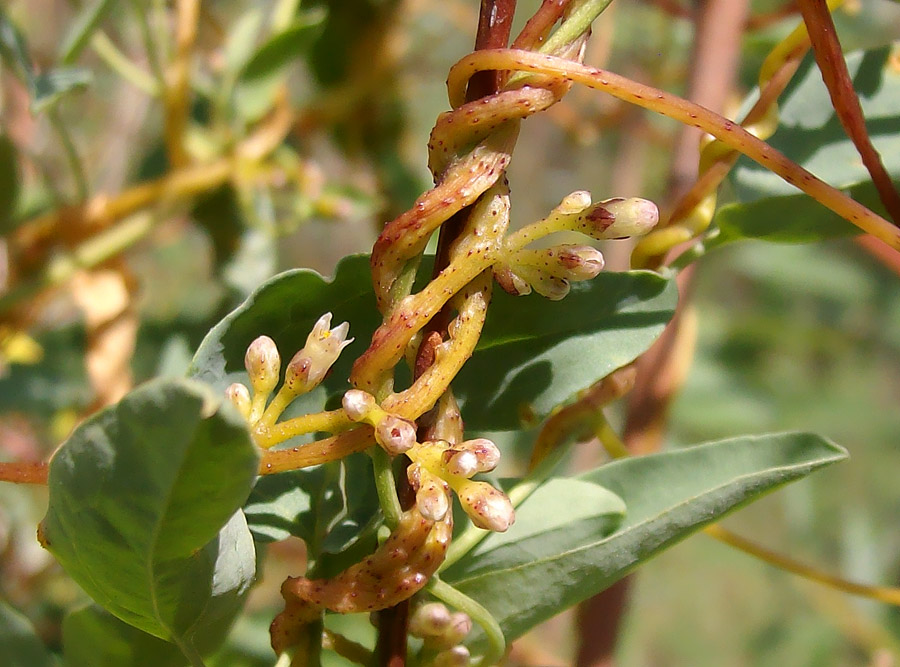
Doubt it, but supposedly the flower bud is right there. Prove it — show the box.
[442,449,479,478]
[558,190,592,215]
[578,197,659,240]
[375,415,416,455]
[433,646,471,667]
[456,480,515,532]
[283,313,353,395]
[409,602,452,638]
[426,612,473,650]
[555,245,605,280]
[245,336,281,396]
[461,438,500,473]
[409,464,451,521]
[342,389,376,421]
[225,383,252,420]
[512,265,570,301]
[493,265,532,296]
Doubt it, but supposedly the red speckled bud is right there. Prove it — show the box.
[456,480,515,532]
[245,335,280,396]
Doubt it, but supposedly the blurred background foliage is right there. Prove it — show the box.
[1,0,900,665]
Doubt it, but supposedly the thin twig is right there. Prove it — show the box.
[798,0,900,224]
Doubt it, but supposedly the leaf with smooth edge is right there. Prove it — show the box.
[63,605,186,667]
[711,48,899,246]
[40,378,259,655]
[0,601,55,667]
[189,254,381,402]
[454,271,677,430]
[443,432,847,651]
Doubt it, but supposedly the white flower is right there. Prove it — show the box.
[283,313,353,395]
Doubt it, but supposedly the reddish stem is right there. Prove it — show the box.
[0,461,49,485]
[511,0,571,50]
[798,0,900,225]
[376,4,518,665]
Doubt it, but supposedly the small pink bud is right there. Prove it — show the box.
[411,465,451,521]
[375,415,416,455]
[582,197,659,240]
[342,389,376,421]
[426,611,473,650]
[457,480,515,532]
[409,602,452,638]
[493,265,532,296]
[433,646,471,667]
[555,245,605,280]
[443,449,479,478]
[462,438,501,472]
[244,336,280,396]
[225,383,251,420]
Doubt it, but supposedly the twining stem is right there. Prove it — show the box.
[798,0,900,224]
[427,577,506,667]
[258,427,374,475]
[253,409,352,449]
[446,49,900,251]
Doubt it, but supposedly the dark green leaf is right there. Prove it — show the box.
[59,0,116,64]
[712,48,900,247]
[63,605,186,667]
[40,378,259,656]
[443,432,847,651]
[0,601,55,667]
[0,133,21,233]
[454,271,677,430]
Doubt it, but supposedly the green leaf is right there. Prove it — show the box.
[0,8,34,84]
[31,68,92,114]
[0,133,20,233]
[0,10,90,113]
[63,605,186,667]
[712,48,900,247]
[235,12,324,121]
[0,601,55,667]
[454,271,677,430]
[443,432,847,651]
[40,378,259,657]
[59,0,116,64]
[188,254,382,402]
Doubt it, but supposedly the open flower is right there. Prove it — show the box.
[283,313,353,396]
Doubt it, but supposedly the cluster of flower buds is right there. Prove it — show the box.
[342,389,417,455]
[225,313,353,429]
[409,602,473,665]
[494,244,606,300]
[271,504,452,654]
[407,437,514,533]
[493,191,658,300]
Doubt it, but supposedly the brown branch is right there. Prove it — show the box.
[511,0,571,50]
[798,0,900,225]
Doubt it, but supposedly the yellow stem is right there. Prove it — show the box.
[446,50,900,252]
[165,0,200,168]
[254,409,354,450]
[704,523,900,607]
[258,427,374,475]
